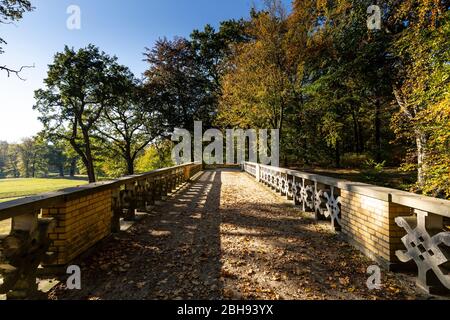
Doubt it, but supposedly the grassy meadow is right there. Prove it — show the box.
[0,177,89,234]
[0,177,89,203]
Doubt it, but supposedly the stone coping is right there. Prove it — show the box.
[246,162,450,218]
[0,163,201,221]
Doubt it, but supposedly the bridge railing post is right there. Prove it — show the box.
[242,161,450,295]
[0,162,202,299]
[0,210,55,299]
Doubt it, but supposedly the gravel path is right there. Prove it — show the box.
[49,169,426,300]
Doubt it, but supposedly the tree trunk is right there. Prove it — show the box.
[69,158,77,177]
[82,130,96,183]
[352,113,360,153]
[125,145,134,175]
[85,155,96,183]
[278,102,284,167]
[59,164,65,177]
[24,160,30,178]
[335,143,341,168]
[374,98,382,162]
[126,157,134,175]
[416,131,428,188]
[358,121,364,153]
[31,160,36,178]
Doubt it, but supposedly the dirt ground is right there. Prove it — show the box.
[48,169,429,300]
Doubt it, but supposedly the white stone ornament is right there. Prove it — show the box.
[324,188,342,230]
[299,181,314,212]
[395,210,450,293]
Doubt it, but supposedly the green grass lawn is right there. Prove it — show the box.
[0,177,89,234]
[0,177,89,203]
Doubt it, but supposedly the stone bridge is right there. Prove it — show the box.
[0,163,449,300]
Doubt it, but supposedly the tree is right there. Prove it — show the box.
[422,95,450,198]
[0,140,8,177]
[217,1,292,163]
[143,19,248,138]
[0,0,34,78]
[46,141,68,177]
[291,0,396,166]
[97,72,162,175]
[191,20,249,88]
[18,137,42,177]
[190,20,250,120]
[34,45,120,182]
[6,143,20,177]
[144,37,212,132]
[388,0,450,190]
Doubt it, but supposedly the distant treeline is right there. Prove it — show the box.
[0,138,77,178]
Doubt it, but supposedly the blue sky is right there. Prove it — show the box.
[0,0,292,143]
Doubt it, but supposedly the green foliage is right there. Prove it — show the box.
[399,163,417,173]
[5,143,19,177]
[136,142,174,173]
[362,160,386,181]
[363,159,386,172]
[34,45,127,182]
[387,3,450,195]
[421,97,450,198]
[17,136,48,178]
[340,153,372,169]
[95,153,127,178]
[0,137,76,179]
[96,73,161,175]
[143,19,248,132]
[217,0,398,167]
[143,38,215,132]
[0,141,9,177]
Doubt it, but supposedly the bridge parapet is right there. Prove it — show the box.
[0,162,202,299]
[244,162,450,294]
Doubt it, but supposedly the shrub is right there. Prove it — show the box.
[340,153,372,168]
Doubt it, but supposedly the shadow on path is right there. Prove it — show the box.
[49,169,425,300]
[50,170,224,300]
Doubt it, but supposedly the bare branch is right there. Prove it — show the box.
[0,64,34,80]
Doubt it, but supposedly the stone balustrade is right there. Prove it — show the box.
[0,162,202,299]
[243,162,450,294]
